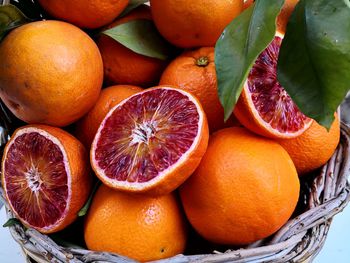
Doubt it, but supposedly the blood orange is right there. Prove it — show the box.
[1,125,92,233]
[234,33,312,139]
[91,86,209,196]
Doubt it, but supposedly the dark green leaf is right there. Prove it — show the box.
[277,0,350,128]
[3,218,20,227]
[10,0,46,19]
[215,0,284,120]
[78,180,100,217]
[102,19,172,60]
[0,4,30,41]
[119,0,149,18]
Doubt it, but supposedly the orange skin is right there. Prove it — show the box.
[180,127,300,245]
[97,5,168,87]
[90,86,209,196]
[278,114,340,175]
[242,0,298,34]
[1,125,92,234]
[150,0,244,48]
[243,0,254,10]
[75,85,143,148]
[0,21,103,127]
[160,47,236,133]
[84,185,187,262]
[277,0,299,34]
[37,0,129,29]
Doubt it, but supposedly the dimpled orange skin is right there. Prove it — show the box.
[160,47,236,132]
[37,0,129,29]
[1,124,92,234]
[278,114,340,175]
[150,0,244,48]
[84,185,187,262]
[0,21,103,127]
[97,5,168,87]
[180,127,300,245]
[75,85,143,148]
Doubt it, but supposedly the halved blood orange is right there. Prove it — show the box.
[234,32,312,139]
[1,125,91,233]
[91,86,209,196]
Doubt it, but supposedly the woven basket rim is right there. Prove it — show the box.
[0,123,349,263]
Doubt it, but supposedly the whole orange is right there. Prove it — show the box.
[0,21,103,127]
[150,0,244,48]
[97,5,167,87]
[180,127,300,245]
[37,0,129,29]
[278,114,340,175]
[277,0,299,34]
[75,85,143,148]
[160,47,234,132]
[84,185,187,261]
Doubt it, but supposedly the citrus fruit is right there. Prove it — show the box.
[277,0,299,34]
[91,86,209,196]
[1,125,92,234]
[180,127,300,245]
[84,184,187,262]
[75,85,143,148]
[97,5,168,87]
[0,21,103,127]
[278,114,340,175]
[37,0,129,29]
[234,33,312,139]
[243,0,254,10]
[160,47,235,132]
[150,0,244,48]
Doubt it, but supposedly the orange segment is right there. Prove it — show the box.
[234,33,312,139]
[91,86,209,195]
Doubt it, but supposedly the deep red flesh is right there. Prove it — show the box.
[95,89,200,183]
[4,132,68,228]
[248,36,309,133]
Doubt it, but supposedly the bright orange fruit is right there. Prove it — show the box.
[1,125,92,233]
[90,86,209,196]
[75,85,143,148]
[234,33,312,139]
[160,47,235,132]
[84,184,187,262]
[0,21,103,127]
[37,0,129,29]
[150,0,244,48]
[97,5,168,87]
[180,127,300,245]
[278,114,340,175]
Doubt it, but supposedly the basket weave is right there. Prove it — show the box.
[0,119,349,262]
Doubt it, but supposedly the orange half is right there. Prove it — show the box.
[91,86,209,196]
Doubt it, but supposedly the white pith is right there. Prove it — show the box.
[91,86,204,191]
[2,127,71,231]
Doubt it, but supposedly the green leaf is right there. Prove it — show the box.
[215,0,285,121]
[78,180,100,217]
[0,4,30,41]
[277,0,350,128]
[102,19,172,60]
[119,0,149,18]
[3,218,20,227]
